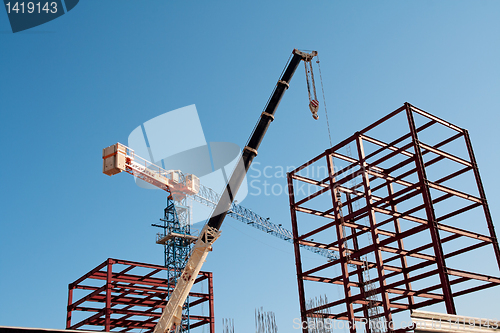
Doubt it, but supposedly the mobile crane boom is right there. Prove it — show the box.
[154,49,317,333]
[153,49,316,332]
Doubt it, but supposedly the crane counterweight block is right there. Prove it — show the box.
[102,143,127,176]
[102,143,200,197]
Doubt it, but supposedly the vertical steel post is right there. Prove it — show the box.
[326,152,356,333]
[287,173,308,333]
[66,284,74,329]
[208,272,215,333]
[386,182,414,308]
[346,193,371,333]
[463,129,500,271]
[355,134,393,330]
[105,259,113,331]
[405,103,456,315]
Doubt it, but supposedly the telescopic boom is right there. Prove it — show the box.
[153,49,318,333]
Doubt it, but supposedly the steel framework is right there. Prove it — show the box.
[66,258,214,333]
[287,103,500,333]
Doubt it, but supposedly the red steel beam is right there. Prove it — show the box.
[287,172,308,333]
[355,134,393,325]
[408,104,464,133]
[463,129,500,270]
[326,151,357,333]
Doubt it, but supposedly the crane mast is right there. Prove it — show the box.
[104,49,318,333]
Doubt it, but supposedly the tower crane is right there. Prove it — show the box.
[102,142,339,261]
[103,49,319,333]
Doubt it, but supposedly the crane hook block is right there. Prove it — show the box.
[309,99,319,120]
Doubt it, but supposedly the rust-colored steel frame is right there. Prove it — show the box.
[287,103,500,333]
[66,258,215,333]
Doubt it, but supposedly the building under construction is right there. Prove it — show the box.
[72,55,500,333]
[62,102,500,333]
[2,50,499,333]
[288,102,500,333]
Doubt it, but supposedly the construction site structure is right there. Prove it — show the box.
[66,259,214,333]
[288,103,500,333]
[101,140,339,333]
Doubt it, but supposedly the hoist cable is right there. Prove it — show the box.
[316,55,332,147]
[309,61,318,101]
[304,61,312,102]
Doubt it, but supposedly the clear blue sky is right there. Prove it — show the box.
[1,1,500,332]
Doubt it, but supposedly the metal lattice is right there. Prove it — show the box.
[154,196,192,333]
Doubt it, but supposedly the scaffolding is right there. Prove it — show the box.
[287,103,500,333]
[66,258,214,333]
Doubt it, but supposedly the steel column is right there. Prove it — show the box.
[287,173,308,333]
[405,104,456,314]
[208,272,215,333]
[355,134,393,328]
[326,152,356,333]
[105,259,113,332]
[463,129,500,271]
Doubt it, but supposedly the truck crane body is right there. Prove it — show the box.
[103,49,318,333]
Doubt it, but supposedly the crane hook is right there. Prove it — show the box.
[309,99,319,120]
[304,57,319,120]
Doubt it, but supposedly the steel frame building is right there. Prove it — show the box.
[287,103,500,333]
[66,258,214,333]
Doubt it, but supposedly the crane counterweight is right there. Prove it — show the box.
[102,143,200,199]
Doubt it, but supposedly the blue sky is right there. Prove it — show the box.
[1,1,500,332]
